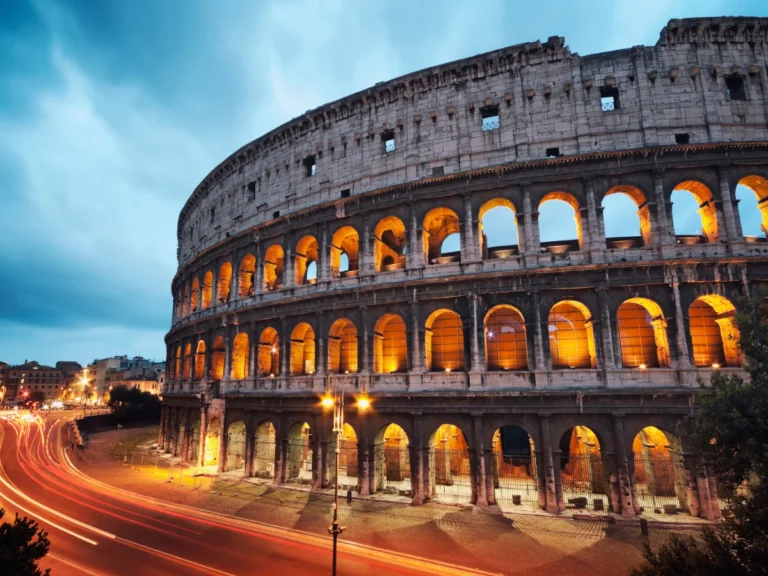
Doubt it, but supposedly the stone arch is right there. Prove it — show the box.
[331,226,359,278]
[374,423,411,494]
[617,298,670,368]
[290,322,316,375]
[539,191,583,251]
[202,270,214,309]
[548,301,597,369]
[671,180,718,243]
[736,175,768,238]
[478,198,519,259]
[373,314,407,373]
[194,340,206,380]
[558,426,609,512]
[603,185,652,248]
[187,417,201,463]
[238,253,256,297]
[491,425,539,509]
[257,327,280,377]
[327,423,358,488]
[295,235,319,285]
[484,304,528,371]
[328,318,358,373]
[425,309,464,372]
[632,426,689,514]
[174,346,181,379]
[688,295,741,367]
[253,420,277,479]
[429,424,471,504]
[286,422,313,483]
[374,216,407,272]
[423,207,461,264]
[217,261,233,303]
[231,332,249,380]
[182,343,192,380]
[225,420,246,472]
[182,283,189,316]
[210,335,225,380]
[175,289,182,320]
[263,245,284,292]
[204,416,220,466]
[190,278,200,312]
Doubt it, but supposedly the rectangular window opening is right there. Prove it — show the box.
[272,210,280,219]
[303,155,316,177]
[675,133,690,145]
[725,75,747,101]
[599,86,619,112]
[481,106,500,131]
[246,182,256,201]
[340,189,350,198]
[382,130,395,153]
[546,147,561,158]
[209,206,216,224]
[431,166,445,177]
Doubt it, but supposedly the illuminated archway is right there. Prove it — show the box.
[689,295,741,367]
[290,323,316,375]
[374,424,410,494]
[327,423,358,487]
[182,284,189,317]
[632,426,688,513]
[492,425,538,509]
[202,271,214,309]
[328,318,358,374]
[253,421,276,479]
[484,305,528,370]
[210,336,225,380]
[425,309,464,372]
[330,226,359,278]
[225,420,246,472]
[217,261,233,303]
[539,192,583,250]
[190,278,200,312]
[174,346,181,379]
[671,181,718,243]
[295,235,319,285]
[257,327,280,377]
[263,245,284,291]
[429,424,470,503]
[548,301,596,369]
[182,343,192,380]
[479,198,518,259]
[617,298,670,368]
[374,216,407,272]
[373,314,407,373]
[423,207,460,264]
[194,340,206,380]
[238,253,256,297]
[558,426,607,512]
[736,175,768,238]
[603,186,651,248]
[230,332,249,380]
[204,417,220,467]
[286,422,312,483]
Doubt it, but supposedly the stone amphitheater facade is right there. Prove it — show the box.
[160,18,768,519]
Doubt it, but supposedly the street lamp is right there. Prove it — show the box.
[79,367,91,417]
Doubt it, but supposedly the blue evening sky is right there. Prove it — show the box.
[1,0,766,365]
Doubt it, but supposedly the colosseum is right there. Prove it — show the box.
[160,17,768,520]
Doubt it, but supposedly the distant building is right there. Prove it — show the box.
[90,356,164,400]
[5,361,64,403]
[0,362,8,405]
[56,361,83,402]
[121,378,161,395]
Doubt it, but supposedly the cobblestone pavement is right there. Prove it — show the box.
[78,426,702,576]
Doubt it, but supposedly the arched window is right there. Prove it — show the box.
[423,208,461,264]
[231,332,249,380]
[426,310,464,372]
[617,298,670,368]
[190,278,199,312]
[182,343,192,380]
[602,186,651,248]
[429,424,471,503]
[632,426,686,512]
[201,271,214,309]
[210,336,225,380]
[290,323,316,375]
[374,216,407,272]
[671,181,718,243]
[238,254,256,297]
[263,245,284,291]
[295,236,319,285]
[182,284,190,317]
[331,226,359,278]
[194,340,206,379]
[548,301,596,369]
[257,328,280,377]
[539,192,582,252]
[484,305,528,370]
[328,319,358,373]
[479,199,518,259]
[736,175,768,239]
[174,346,181,379]
[374,424,410,493]
[175,290,182,320]
[492,425,538,509]
[217,261,233,303]
[689,295,741,367]
[374,314,408,373]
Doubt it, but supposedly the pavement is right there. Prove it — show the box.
[73,424,709,575]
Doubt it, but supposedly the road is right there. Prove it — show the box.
[0,413,494,576]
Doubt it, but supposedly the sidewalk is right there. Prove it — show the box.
[79,426,703,576]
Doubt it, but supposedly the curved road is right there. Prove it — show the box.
[0,413,494,576]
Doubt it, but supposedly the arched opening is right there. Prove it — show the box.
[548,301,596,369]
[539,192,582,252]
[182,343,192,380]
[484,305,528,371]
[187,417,200,463]
[479,199,519,259]
[331,226,359,278]
[559,426,608,512]
[263,245,284,292]
[257,327,280,377]
[194,340,206,380]
[689,295,741,367]
[253,421,276,479]
[225,420,246,472]
[202,271,214,309]
[492,425,538,509]
[286,422,312,484]
[425,309,464,372]
[174,346,181,380]
[182,284,189,317]
[290,323,316,376]
[736,175,768,240]
[423,207,461,265]
[231,332,249,380]
[210,336,225,380]
[374,216,407,272]
[327,423,358,488]
[295,235,319,285]
[328,319,358,374]
[217,261,233,303]
[672,181,718,244]
[603,186,651,249]
[374,424,411,494]
[175,290,182,320]
[203,417,220,467]
[373,314,407,373]
[238,253,256,297]
[617,298,670,368]
[429,424,471,503]
[632,426,688,514]
[190,278,200,312]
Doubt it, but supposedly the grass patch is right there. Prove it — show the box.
[107,426,159,459]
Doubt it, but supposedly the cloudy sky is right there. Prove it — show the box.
[1,0,766,366]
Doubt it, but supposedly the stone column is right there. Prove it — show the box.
[254,237,263,296]
[315,312,326,377]
[612,413,636,517]
[584,177,601,254]
[407,203,424,270]
[319,225,332,282]
[217,413,227,474]
[230,259,239,303]
[461,193,480,263]
[360,315,371,375]
[243,412,253,479]
[410,414,425,504]
[223,331,232,382]
[653,169,675,245]
[409,300,423,374]
[158,404,167,448]
[539,414,560,514]
[472,414,488,507]
[521,183,540,255]
[367,441,376,496]
[670,269,692,369]
[284,244,295,289]
[717,165,742,242]
[682,454,701,518]
[197,406,207,467]
[280,317,289,377]
[360,215,374,276]
[468,292,483,377]
[597,287,617,369]
[202,336,211,383]
[531,290,548,379]
[181,408,191,462]
[312,430,323,490]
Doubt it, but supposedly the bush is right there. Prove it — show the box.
[0,508,50,576]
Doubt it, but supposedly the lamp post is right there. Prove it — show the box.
[79,367,90,418]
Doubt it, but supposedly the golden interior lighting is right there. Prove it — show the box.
[639,363,647,370]
[712,363,720,369]
[357,394,371,411]
[321,395,334,409]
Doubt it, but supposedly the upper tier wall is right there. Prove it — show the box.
[177,17,768,268]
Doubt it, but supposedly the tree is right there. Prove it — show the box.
[108,385,161,423]
[632,293,768,575]
[28,391,46,406]
[0,508,50,576]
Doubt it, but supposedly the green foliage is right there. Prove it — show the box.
[108,385,161,423]
[0,508,50,576]
[28,391,46,406]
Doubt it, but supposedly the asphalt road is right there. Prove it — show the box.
[0,413,492,576]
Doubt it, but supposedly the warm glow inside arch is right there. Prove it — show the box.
[671,181,718,242]
[374,216,407,272]
[603,186,651,247]
[617,298,670,368]
[330,226,359,278]
[484,305,528,370]
[295,235,319,285]
[426,309,464,372]
[238,253,256,297]
[194,340,206,379]
[374,314,408,373]
[328,318,358,373]
[737,175,768,238]
[190,278,200,312]
[263,245,284,291]
[231,332,249,380]
[423,207,460,264]
[202,271,214,309]
[689,295,741,367]
[548,301,596,369]
[182,343,192,379]
[258,327,280,377]
[289,323,315,376]
[217,261,233,303]
[182,284,190,316]
[210,336,225,380]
